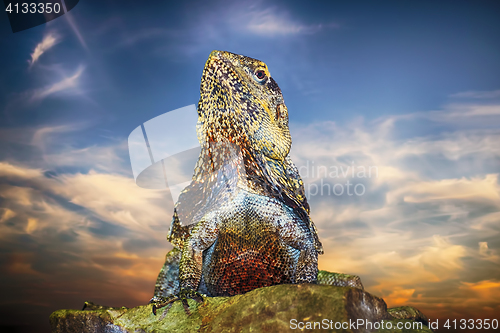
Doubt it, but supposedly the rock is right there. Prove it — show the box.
[387,306,429,326]
[50,284,432,333]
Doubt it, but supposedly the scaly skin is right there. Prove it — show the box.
[151,51,360,314]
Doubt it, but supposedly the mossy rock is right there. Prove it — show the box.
[50,284,432,333]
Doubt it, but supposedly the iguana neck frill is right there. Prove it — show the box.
[169,51,322,254]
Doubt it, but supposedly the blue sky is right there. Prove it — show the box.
[1,1,500,332]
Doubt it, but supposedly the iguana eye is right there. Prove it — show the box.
[254,70,267,82]
[256,70,266,79]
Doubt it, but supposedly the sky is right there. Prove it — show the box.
[0,0,500,332]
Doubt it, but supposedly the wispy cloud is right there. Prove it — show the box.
[30,65,84,101]
[29,32,60,67]
[245,7,337,36]
[63,11,88,50]
[0,124,129,177]
[31,124,82,147]
[450,89,500,99]
[115,28,174,48]
[147,1,338,58]
[387,103,500,130]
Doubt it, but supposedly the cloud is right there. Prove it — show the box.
[478,241,500,262]
[0,162,170,238]
[289,99,500,318]
[389,174,499,203]
[2,65,86,114]
[63,12,88,50]
[450,89,500,99]
[458,280,500,313]
[42,140,131,174]
[29,32,60,67]
[141,1,338,59]
[31,123,85,149]
[0,160,172,308]
[430,103,500,118]
[0,208,16,223]
[0,124,131,181]
[30,65,85,101]
[391,103,500,130]
[244,7,337,36]
[0,161,41,179]
[115,28,174,48]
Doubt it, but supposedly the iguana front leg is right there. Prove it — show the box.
[151,213,219,315]
[274,208,319,284]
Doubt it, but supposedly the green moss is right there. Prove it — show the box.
[50,284,432,333]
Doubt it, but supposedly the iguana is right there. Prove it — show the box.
[150,50,362,315]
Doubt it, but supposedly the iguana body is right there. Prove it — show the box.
[151,51,362,313]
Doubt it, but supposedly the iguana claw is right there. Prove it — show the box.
[150,289,204,316]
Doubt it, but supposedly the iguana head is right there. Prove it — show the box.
[197,50,292,161]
